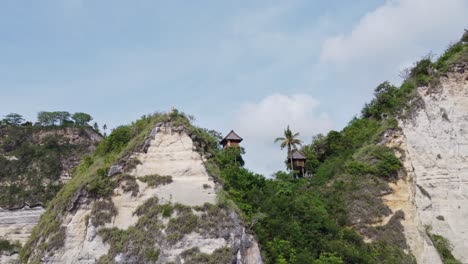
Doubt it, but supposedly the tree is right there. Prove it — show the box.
[301,144,320,174]
[71,112,92,126]
[2,113,25,126]
[313,253,344,264]
[275,125,303,172]
[93,122,99,132]
[37,111,56,126]
[103,124,108,137]
[55,111,71,126]
[37,111,71,126]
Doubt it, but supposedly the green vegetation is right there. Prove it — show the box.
[139,174,173,187]
[20,112,170,262]
[198,29,468,264]
[0,125,97,208]
[434,41,468,73]
[20,110,213,262]
[426,227,461,264]
[87,168,116,198]
[2,113,25,126]
[37,111,93,127]
[72,112,93,126]
[0,239,21,254]
[348,145,401,180]
[275,125,303,174]
[166,208,199,244]
[95,125,134,155]
[91,200,117,227]
[0,111,101,209]
[181,247,232,264]
[116,174,139,196]
[98,226,160,263]
[97,194,232,262]
[20,33,468,263]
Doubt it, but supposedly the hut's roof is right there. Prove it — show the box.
[220,130,243,144]
[288,149,306,160]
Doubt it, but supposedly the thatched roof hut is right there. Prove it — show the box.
[220,130,243,149]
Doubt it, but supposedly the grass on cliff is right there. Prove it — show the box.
[426,227,461,264]
[20,112,168,262]
[97,195,234,262]
[181,247,232,264]
[0,126,97,208]
[0,239,21,254]
[20,110,222,263]
[20,33,468,264]
[139,174,173,187]
[197,30,468,264]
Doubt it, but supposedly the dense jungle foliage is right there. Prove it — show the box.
[206,33,468,264]
[0,124,99,208]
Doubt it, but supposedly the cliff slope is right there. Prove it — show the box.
[0,125,102,262]
[22,113,262,264]
[384,62,468,263]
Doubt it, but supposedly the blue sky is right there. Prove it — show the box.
[1,0,467,175]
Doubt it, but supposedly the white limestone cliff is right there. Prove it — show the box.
[41,124,262,264]
[383,65,468,263]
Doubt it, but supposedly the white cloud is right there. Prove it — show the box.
[320,0,468,67]
[233,94,333,176]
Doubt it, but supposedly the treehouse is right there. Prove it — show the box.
[289,150,306,173]
[220,130,243,149]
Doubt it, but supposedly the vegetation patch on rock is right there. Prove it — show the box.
[90,200,117,227]
[426,227,461,264]
[181,246,232,264]
[139,174,173,187]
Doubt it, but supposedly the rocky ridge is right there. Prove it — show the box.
[0,126,102,263]
[28,122,262,264]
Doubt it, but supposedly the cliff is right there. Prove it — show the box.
[21,114,262,264]
[15,31,468,264]
[383,62,468,263]
[0,126,102,263]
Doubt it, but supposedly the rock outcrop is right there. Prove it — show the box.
[36,123,262,263]
[383,64,468,263]
[0,126,102,263]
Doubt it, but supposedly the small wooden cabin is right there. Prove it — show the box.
[289,150,306,171]
[220,130,243,149]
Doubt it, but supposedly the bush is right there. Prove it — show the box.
[166,210,199,244]
[117,174,139,196]
[181,247,232,264]
[96,125,133,154]
[0,239,21,253]
[353,145,401,179]
[313,253,344,264]
[91,200,117,227]
[434,42,465,72]
[87,168,115,198]
[462,31,468,42]
[426,228,461,264]
[139,174,173,187]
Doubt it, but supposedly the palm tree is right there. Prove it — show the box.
[274,125,303,172]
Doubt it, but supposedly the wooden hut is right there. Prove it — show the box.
[288,149,306,173]
[220,130,243,149]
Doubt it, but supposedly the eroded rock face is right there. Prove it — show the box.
[384,67,468,263]
[0,127,102,264]
[0,207,45,246]
[41,124,262,264]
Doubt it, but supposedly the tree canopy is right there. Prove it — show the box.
[72,112,93,126]
[275,125,303,171]
[36,111,93,127]
[1,113,25,126]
